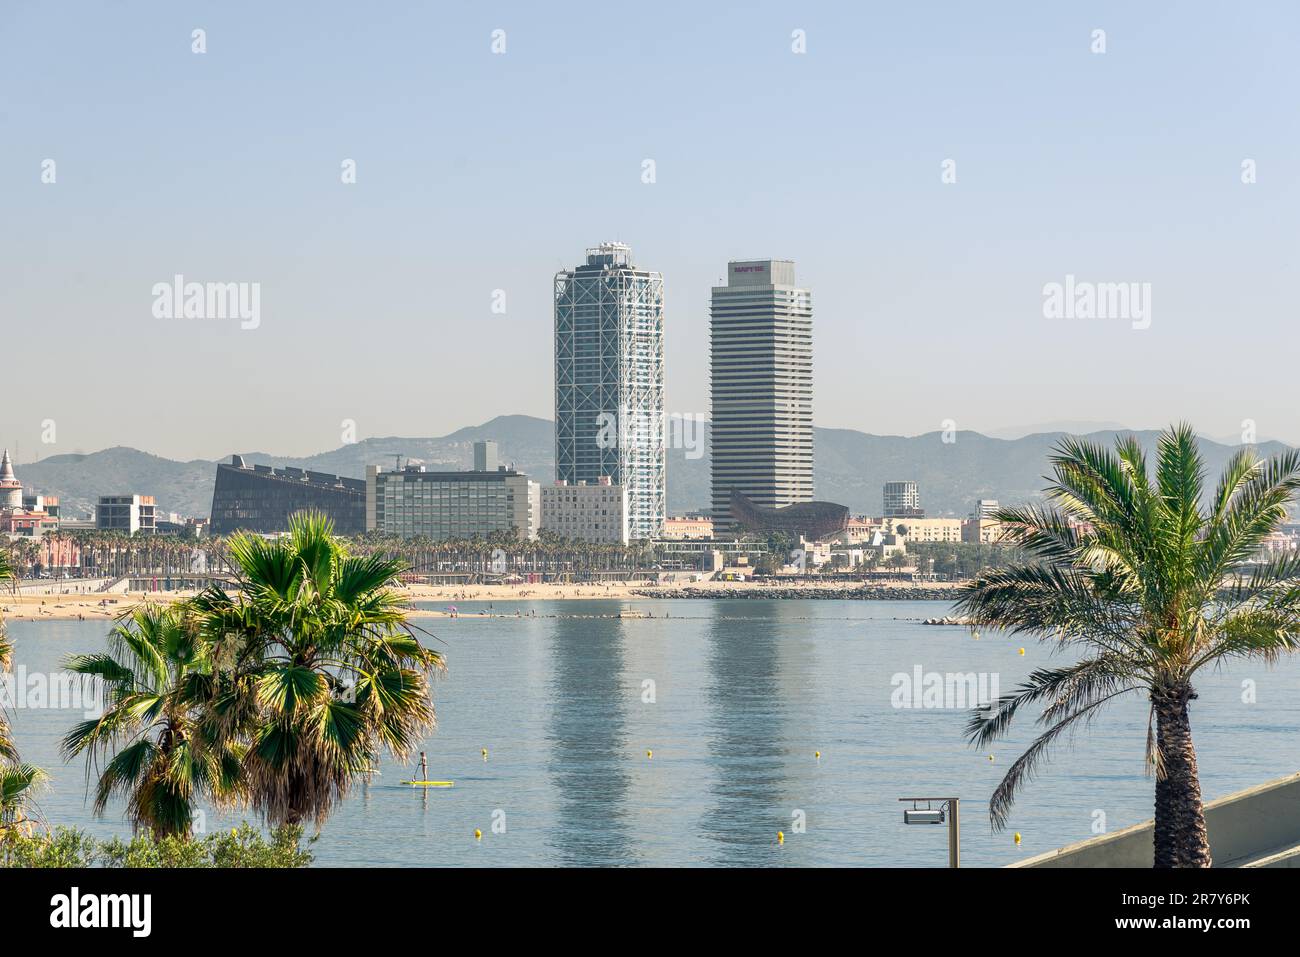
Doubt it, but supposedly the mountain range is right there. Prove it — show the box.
[12,416,1294,523]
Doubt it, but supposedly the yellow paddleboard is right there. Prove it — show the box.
[401,780,454,788]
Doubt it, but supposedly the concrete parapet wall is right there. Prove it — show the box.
[1012,771,1300,867]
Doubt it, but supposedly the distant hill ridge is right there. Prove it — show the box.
[14,416,1293,523]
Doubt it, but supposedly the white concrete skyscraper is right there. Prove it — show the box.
[710,260,813,530]
[554,242,665,539]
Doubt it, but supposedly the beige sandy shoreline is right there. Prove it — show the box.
[0,578,961,623]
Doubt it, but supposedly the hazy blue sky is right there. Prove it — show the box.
[3,1,1297,460]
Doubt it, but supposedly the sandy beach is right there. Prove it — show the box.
[0,592,165,622]
[0,578,962,623]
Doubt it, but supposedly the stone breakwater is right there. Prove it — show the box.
[630,586,965,601]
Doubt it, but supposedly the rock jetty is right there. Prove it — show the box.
[630,586,965,601]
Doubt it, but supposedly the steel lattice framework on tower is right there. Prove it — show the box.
[554,243,665,540]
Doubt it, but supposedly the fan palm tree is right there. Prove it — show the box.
[0,550,14,763]
[0,551,44,836]
[61,602,245,838]
[956,424,1300,867]
[0,552,33,762]
[0,763,46,839]
[189,512,443,827]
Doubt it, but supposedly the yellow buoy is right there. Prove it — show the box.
[1018,648,1025,656]
[988,754,994,761]
[777,831,785,844]
[1014,832,1022,845]
[481,748,488,760]
[646,749,653,759]
[475,829,482,840]
[814,750,821,759]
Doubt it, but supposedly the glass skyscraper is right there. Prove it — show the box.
[710,259,813,531]
[554,242,665,540]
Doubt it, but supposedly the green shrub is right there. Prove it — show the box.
[0,827,98,868]
[1,823,313,868]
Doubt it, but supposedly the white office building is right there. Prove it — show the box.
[709,259,813,530]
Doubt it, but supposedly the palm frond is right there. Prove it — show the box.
[960,425,1300,834]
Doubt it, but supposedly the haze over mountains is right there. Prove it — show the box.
[14,416,1292,524]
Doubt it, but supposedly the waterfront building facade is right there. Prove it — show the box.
[97,494,157,535]
[962,517,1005,544]
[709,259,813,532]
[209,455,366,536]
[22,492,59,521]
[540,477,628,544]
[883,481,923,518]
[841,517,884,545]
[0,450,61,539]
[366,442,535,541]
[660,516,715,540]
[885,516,962,543]
[11,492,60,537]
[842,515,993,546]
[527,479,541,540]
[554,242,665,540]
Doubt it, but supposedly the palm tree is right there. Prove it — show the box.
[0,550,14,764]
[0,763,46,838]
[61,602,244,838]
[956,424,1300,868]
[0,551,46,836]
[0,550,26,769]
[190,512,443,827]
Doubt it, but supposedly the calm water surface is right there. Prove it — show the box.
[8,599,1299,866]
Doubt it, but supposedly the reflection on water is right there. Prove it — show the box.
[7,601,1300,866]
[545,609,634,866]
[703,603,798,865]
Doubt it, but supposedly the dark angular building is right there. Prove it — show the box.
[729,489,849,541]
[209,455,366,536]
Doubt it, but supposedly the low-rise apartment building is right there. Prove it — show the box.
[661,516,714,540]
[540,477,628,545]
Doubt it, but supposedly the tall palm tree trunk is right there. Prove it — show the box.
[1152,683,1212,868]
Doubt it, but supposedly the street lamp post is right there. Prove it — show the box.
[899,796,960,868]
